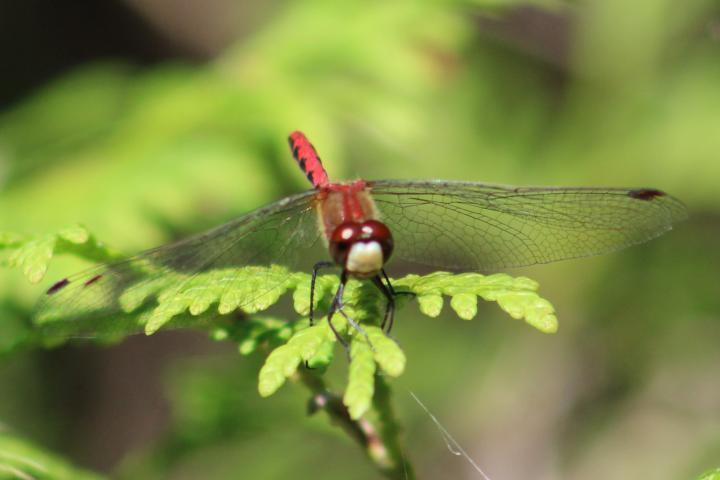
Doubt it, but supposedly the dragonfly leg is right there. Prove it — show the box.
[338,308,374,351]
[373,272,396,334]
[381,268,396,295]
[305,265,346,369]
[375,269,415,334]
[326,271,349,350]
[310,261,335,325]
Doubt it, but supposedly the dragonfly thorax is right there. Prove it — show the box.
[329,220,393,278]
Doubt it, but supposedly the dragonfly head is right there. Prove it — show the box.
[330,220,394,278]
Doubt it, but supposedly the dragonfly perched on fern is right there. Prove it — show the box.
[24,131,684,346]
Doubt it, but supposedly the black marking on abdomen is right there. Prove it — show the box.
[84,274,103,287]
[629,188,665,200]
[47,278,70,295]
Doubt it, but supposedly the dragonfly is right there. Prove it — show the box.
[39,131,687,341]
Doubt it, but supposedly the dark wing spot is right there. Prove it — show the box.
[629,188,665,200]
[47,278,70,295]
[298,157,307,172]
[306,172,315,184]
[83,274,103,287]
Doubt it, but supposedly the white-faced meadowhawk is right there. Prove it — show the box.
[40,131,687,340]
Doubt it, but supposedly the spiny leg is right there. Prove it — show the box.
[373,270,396,334]
[338,308,373,351]
[310,261,335,326]
[326,271,376,359]
[326,270,349,349]
[379,268,417,333]
[382,268,398,296]
[304,266,345,370]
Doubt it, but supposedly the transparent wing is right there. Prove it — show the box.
[36,190,325,336]
[368,180,687,272]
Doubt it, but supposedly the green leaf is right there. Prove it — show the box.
[344,337,376,419]
[305,338,335,370]
[292,273,338,316]
[1,225,118,284]
[258,322,405,415]
[450,292,477,320]
[5,225,558,415]
[222,316,291,356]
[4,226,558,342]
[395,272,558,333]
[257,319,345,397]
[417,293,443,317]
[697,468,720,480]
[7,236,54,284]
[143,265,300,335]
[365,326,405,377]
[0,232,24,249]
[0,432,104,480]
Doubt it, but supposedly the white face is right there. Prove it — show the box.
[346,241,383,277]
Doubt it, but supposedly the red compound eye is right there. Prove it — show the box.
[360,220,393,261]
[328,220,394,269]
[329,222,362,265]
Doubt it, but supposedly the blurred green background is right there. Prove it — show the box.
[1,0,719,478]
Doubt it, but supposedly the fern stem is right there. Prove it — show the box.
[296,368,414,479]
[373,375,414,479]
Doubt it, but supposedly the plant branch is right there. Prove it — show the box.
[295,368,414,479]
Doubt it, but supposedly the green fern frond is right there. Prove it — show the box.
[344,336,377,419]
[365,326,406,377]
[170,269,557,340]
[222,316,294,355]
[257,318,344,397]
[697,468,720,480]
[138,266,303,334]
[3,226,557,335]
[3,226,558,420]
[395,272,558,333]
[0,431,104,480]
[0,225,117,284]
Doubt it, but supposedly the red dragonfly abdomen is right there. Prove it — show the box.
[288,131,329,189]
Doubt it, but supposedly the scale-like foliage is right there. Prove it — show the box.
[2,226,558,418]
